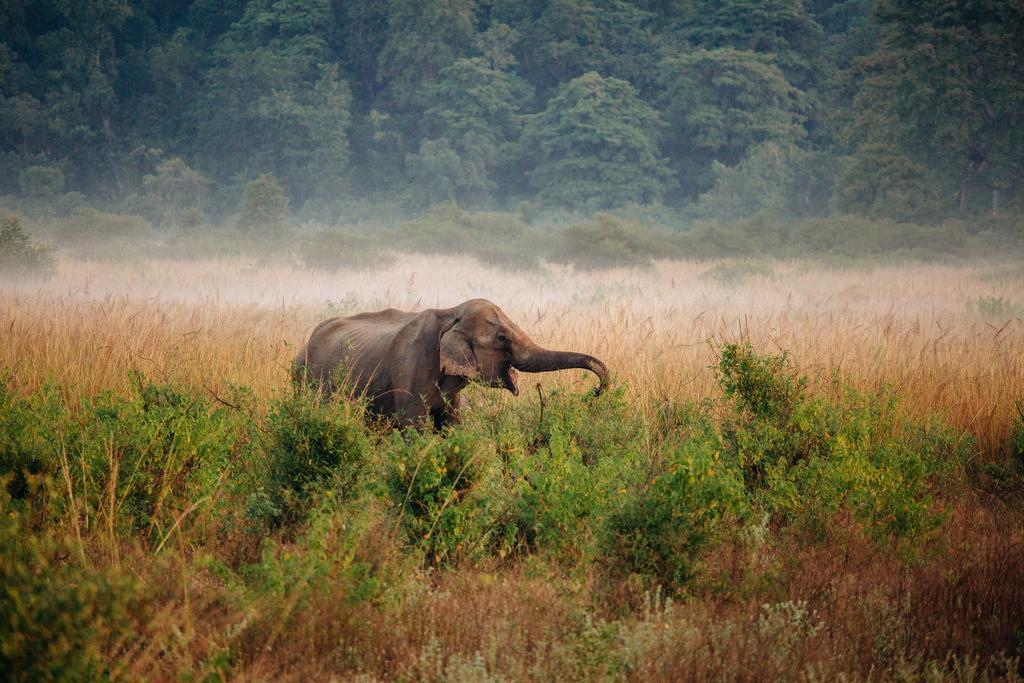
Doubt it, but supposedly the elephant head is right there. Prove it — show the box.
[438,299,608,396]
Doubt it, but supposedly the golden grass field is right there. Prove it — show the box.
[3,255,1022,455]
[4,254,1024,680]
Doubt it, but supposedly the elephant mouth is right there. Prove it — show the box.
[501,365,519,396]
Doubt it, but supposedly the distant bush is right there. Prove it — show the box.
[552,213,669,269]
[52,207,154,257]
[0,214,54,275]
[238,173,289,233]
[297,229,395,271]
[392,203,544,269]
[700,260,774,285]
[18,165,65,200]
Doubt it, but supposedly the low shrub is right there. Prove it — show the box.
[716,344,970,543]
[0,494,134,681]
[487,388,649,562]
[700,260,775,285]
[51,207,154,258]
[0,213,54,276]
[551,213,668,270]
[262,388,373,526]
[297,229,395,271]
[391,203,545,269]
[603,435,747,587]
[384,427,496,566]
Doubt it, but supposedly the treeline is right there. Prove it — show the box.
[1,0,1023,227]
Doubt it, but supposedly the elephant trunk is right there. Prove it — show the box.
[511,342,609,395]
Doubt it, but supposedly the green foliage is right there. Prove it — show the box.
[52,208,154,254]
[524,72,673,209]
[0,498,133,682]
[18,165,65,200]
[297,229,395,271]
[603,435,747,586]
[833,144,944,222]
[391,203,545,269]
[385,427,494,565]
[660,49,807,197]
[1012,403,1024,474]
[715,343,969,542]
[238,173,290,233]
[142,158,207,227]
[700,260,774,285]
[488,387,648,562]
[553,213,667,270]
[0,214,54,276]
[697,143,839,221]
[263,388,372,525]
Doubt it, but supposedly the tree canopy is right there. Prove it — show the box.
[0,0,1022,222]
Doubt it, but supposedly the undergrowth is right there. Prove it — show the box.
[0,345,1021,679]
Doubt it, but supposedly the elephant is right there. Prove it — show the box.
[293,298,608,428]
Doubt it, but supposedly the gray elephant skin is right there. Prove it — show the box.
[293,299,608,428]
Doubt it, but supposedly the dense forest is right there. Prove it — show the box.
[1,0,1023,227]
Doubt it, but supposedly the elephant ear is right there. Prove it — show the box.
[439,326,479,379]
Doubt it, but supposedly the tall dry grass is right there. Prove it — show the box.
[2,255,1022,454]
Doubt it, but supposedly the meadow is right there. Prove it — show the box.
[2,254,1024,680]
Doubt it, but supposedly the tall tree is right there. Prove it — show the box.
[659,48,806,197]
[376,0,476,109]
[848,0,1024,216]
[524,71,672,209]
[194,0,353,206]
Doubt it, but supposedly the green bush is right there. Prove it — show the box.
[52,207,154,258]
[1012,402,1024,474]
[552,213,668,270]
[392,203,545,269]
[716,344,969,543]
[297,229,395,271]
[486,388,648,562]
[385,427,495,566]
[262,389,372,526]
[0,495,134,681]
[700,260,775,285]
[0,214,54,275]
[238,173,290,233]
[603,435,746,587]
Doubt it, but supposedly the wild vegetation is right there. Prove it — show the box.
[2,255,1023,679]
[2,0,1023,230]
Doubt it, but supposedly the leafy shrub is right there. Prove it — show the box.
[716,344,969,543]
[297,229,395,271]
[552,213,668,269]
[603,435,747,587]
[392,203,544,269]
[238,173,289,233]
[262,389,372,526]
[0,496,133,681]
[52,207,154,257]
[0,214,54,275]
[385,427,495,565]
[486,388,648,562]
